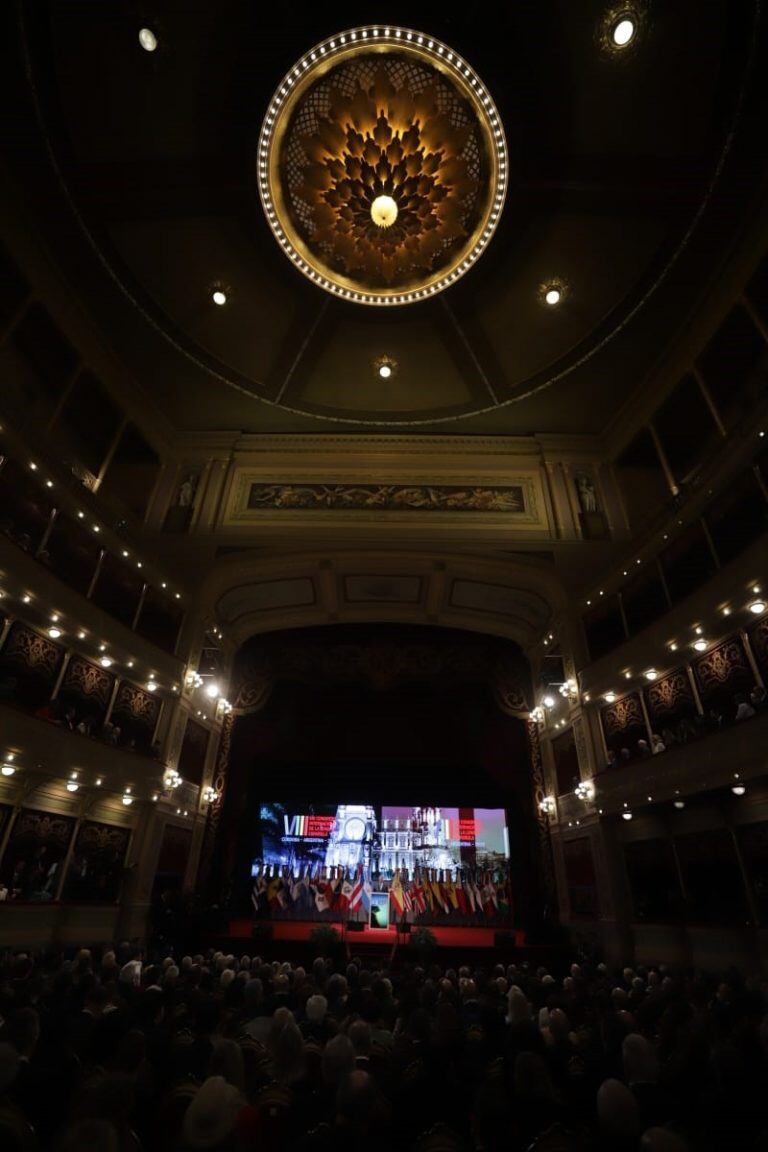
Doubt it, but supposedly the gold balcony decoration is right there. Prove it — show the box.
[258,27,507,305]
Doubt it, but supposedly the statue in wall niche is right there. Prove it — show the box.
[576,473,598,514]
[177,475,198,507]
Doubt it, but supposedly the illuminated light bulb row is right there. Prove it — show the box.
[0,759,164,806]
[3,591,177,691]
[26,462,182,600]
[599,586,765,701]
[257,26,507,306]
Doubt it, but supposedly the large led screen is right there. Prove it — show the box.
[253,803,509,878]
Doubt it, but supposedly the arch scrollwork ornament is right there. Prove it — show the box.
[527,719,556,909]
[196,712,234,893]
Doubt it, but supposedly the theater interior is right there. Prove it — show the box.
[1,5,768,1146]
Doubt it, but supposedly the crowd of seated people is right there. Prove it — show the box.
[0,942,766,1151]
[604,687,768,769]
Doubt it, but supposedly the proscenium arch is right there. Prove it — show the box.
[186,549,568,654]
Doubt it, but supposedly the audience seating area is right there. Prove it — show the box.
[1,944,765,1152]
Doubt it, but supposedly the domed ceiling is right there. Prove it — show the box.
[5,1,768,432]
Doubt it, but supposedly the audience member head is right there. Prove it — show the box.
[182,1076,244,1150]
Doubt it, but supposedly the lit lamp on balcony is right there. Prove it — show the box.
[538,796,556,817]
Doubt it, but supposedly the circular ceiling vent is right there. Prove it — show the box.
[257,26,507,306]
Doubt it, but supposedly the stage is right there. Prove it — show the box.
[227,918,526,951]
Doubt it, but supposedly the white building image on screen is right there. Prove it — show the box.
[324,805,378,871]
[376,807,458,875]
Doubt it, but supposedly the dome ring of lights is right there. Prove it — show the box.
[257,27,507,306]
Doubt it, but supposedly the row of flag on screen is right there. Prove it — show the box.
[251,865,512,920]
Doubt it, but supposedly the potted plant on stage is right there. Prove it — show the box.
[409,926,437,962]
[309,924,341,958]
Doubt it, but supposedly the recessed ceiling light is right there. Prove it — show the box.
[544,287,561,306]
[750,600,766,614]
[29,462,37,471]
[138,27,158,52]
[673,800,685,809]
[100,656,113,668]
[731,784,746,796]
[77,631,86,640]
[543,695,555,708]
[48,627,61,639]
[644,669,657,681]
[622,811,633,821]
[612,17,636,47]
[212,289,227,306]
[693,639,707,652]
[22,595,31,604]
[373,354,397,380]
[604,691,616,703]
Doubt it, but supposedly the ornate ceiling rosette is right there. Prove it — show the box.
[258,27,507,305]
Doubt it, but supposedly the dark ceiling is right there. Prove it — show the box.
[3,1,768,433]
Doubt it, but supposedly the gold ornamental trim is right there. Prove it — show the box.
[258,27,507,305]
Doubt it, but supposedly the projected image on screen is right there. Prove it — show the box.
[255,803,508,878]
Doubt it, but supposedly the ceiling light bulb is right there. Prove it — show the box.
[370,195,398,228]
[147,680,157,692]
[604,691,616,704]
[138,27,158,52]
[543,695,555,709]
[212,289,227,306]
[644,669,657,681]
[749,600,766,614]
[378,363,392,379]
[22,595,31,604]
[48,627,61,639]
[77,631,86,640]
[622,811,633,820]
[693,639,707,652]
[205,682,220,699]
[66,781,79,792]
[1,764,15,776]
[673,800,685,809]
[731,784,746,796]
[612,17,635,46]
[122,795,134,806]
[100,656,113,668]
[544,287,561,306]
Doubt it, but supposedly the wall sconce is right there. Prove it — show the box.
[164,770,182,790]
[574,780,595,802]
[539,795,556,817]
[203,786,219,804]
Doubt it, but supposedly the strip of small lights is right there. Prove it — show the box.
[257,26,508,306]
